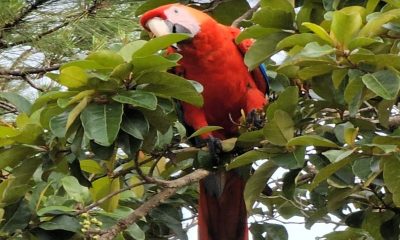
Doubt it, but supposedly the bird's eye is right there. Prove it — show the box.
[174,9,179,13]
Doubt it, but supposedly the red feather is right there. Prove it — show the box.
[141,5,268,240]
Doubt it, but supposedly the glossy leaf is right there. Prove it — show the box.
[302,22,334,45]
[362,70,400,100]
[244,161,278,211]
[245,32,290,70]
[383,156,400,207]
[288,135,339,148]
[0,92,31,114]
[59,66,88,88]
[136,72,203,107]
[188,126,223,139]
[133,34,190,57]
[227,149,269,170]
[112,90,157,110]
[90,177,120,212]
[81,102,123,146]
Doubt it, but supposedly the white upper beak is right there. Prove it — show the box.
[146,17,171,37]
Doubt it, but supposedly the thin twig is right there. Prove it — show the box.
[76,181,147,214]
[231,2,260,28]
[22,75,45,92]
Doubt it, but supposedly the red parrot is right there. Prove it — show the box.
[140,4,268,240]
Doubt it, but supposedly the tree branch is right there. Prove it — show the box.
[0,64,60,77]
[98,169,210,240]
[0,0,51,34]
[0,0,103,49]
[22,75,45,92]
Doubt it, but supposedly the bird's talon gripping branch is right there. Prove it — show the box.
[246,109,266,130]
[206,136,223,167]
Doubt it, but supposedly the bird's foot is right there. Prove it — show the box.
[246,109,266,130]
[207,136,223,167]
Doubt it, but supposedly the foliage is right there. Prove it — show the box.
[1,0,400,239]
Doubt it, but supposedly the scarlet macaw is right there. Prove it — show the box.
[140,4,268,240]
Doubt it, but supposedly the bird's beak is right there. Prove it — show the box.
[146,17,171,37]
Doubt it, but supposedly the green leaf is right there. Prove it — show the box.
[287,135,339,148]
[383,156,400,207]
[236,25,280,43]
[209,0,250,25]
[66,96,88,130]
[309,157,353,191]
[61,176,89,203]
[378,99,394,128]
[298,64,336,80]
[125,223,145,240]
[250,222,288,240]
[90,177,120,212]
[132,54,179,73]
[37,206,75,216]
[299,42,335,58]
[359,9,400,37]
[60,59,104,70]
[330,9,363,49]
[277,33,326,50]
[362,70,400,100]
[136,72,203,107]
[59,66,88,88]
[0,146,35,169]
[322,149,356,163]
[321,228,373,240]
[81,102,123,146]
[31,91,79,112]
[227,149,269,170]
[266,86,298,119]
[245,32,290,70]
[362,210,395,240]
[121,111,149,140]
[150,208,188,240]
[270,146,306,169]
[49,112,68,138]
[252,8,293,29]
[133,34,190,57]
[344,76,365,116]
[244,161,278,211]
[1,157,42,205]
[118,40,147,62]
[112,91,157,110]
[80,159,106,175]
[0,200,31,233]
[0,92,32,114]
[348,37,383,50]
[264,110,294,146]
[188,126,223,139]
[40,215,81,232]
[302,22,334,45]
[87,50,125,69]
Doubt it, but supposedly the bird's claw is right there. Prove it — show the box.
[246,109,265,130]
[207,137,223,167]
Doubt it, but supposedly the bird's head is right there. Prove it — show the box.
[140,4,213,38]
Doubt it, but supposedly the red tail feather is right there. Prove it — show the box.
[198,172,248,240]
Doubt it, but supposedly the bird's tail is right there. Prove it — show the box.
[198,171,248,240]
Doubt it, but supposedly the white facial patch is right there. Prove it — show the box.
[164,6,200,37]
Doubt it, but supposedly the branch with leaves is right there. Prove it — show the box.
[98,169,210,240]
